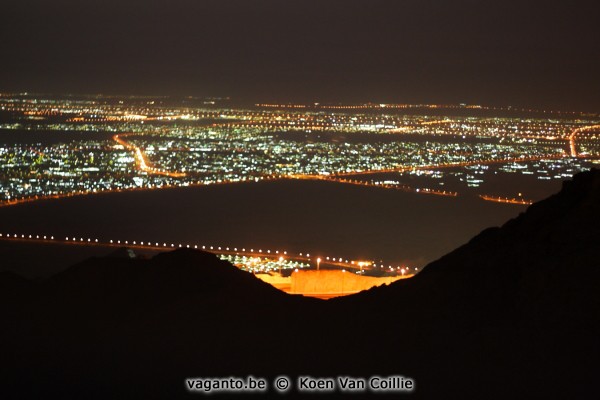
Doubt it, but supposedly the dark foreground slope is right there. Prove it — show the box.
[330,168,600,398]
[1,170,600,399]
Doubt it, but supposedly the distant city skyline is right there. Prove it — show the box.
[3,0,599,111]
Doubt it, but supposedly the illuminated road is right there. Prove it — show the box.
[0,175,282,208]
[0,232,413,273]
[317,177,458,197]
[479,194,533,205]
[0,234,416,299]
[569,124,600,157]
[113,133,187,178]
[323,154,568,177]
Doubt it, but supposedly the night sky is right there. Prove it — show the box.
[3,0,599,110]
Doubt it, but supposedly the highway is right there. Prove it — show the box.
[325,154,569,177]
[479,194,533,205]
[113,133,187,178]
[569,124,600,158]
[316,177,458,197]
[0,232,411,273]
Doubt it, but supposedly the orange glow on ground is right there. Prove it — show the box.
[258,269,413,300]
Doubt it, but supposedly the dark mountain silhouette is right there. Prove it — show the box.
[1,170,599,399]
[0,270,31,296]
[329,168,600,398]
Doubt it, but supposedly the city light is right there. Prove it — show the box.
[1,95,598,208]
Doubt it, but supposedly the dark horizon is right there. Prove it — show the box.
[3,0,599,111]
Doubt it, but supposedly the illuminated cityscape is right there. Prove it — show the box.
[1,94,599,208]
